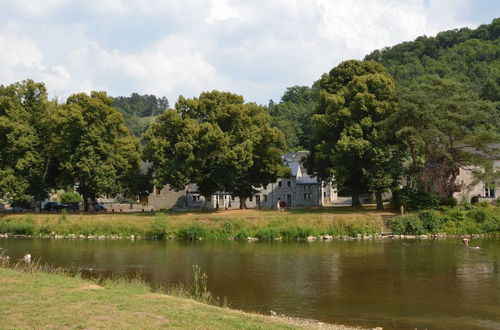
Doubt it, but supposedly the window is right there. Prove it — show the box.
[232,196,235,201]
[249,196,253,202]
[278,181,282,187]
[219,195,224,200]
[156,187,161,195]
[287,181,291,187]
[484,186,496,197]
[304,193,307,200]
[308,193,312,199]
[263,195,267,202]
[192,195,197,202]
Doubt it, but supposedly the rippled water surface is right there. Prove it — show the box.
[2,238,499,329]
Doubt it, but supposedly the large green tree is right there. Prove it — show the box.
[144,90,288,208]
[57,92,141,210]
[391,75,499,198]
[306,60,402,207]
[268,85,319,150]
[0,80,60,207]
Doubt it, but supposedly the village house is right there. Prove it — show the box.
[454,160,499,203]
[146,152,337,210]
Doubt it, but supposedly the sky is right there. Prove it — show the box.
[0,0,498,105]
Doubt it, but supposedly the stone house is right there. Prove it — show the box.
[147,151,337,210]
[454,160,499,203]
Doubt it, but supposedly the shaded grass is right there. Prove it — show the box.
[0,208,386,240]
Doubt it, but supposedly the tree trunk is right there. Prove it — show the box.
[239,196,247,209]
[375,191,383,210]
[351,189,361,207]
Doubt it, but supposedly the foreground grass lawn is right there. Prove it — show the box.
[0,268,331,329]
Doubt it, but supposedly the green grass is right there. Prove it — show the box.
[0,266,313,329]
[0,208,387,240]
[388,205,500,235]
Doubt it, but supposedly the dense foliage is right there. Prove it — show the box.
[365,18,500,104]
[388,206,500,235]
[0,82,143,209]
[144,91,288,208]
[306,60,403,207]
[0,80,60,205]
[267,85,319,150]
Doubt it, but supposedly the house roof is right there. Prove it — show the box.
[288,162,301,177]
[283,151,311,175]
[296,176,318,184]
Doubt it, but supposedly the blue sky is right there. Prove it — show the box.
[0,0,498,105]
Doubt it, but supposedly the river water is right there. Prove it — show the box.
[1,238,499,329]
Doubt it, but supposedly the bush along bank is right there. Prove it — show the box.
[388,206,500,237]
[0,212,383,241]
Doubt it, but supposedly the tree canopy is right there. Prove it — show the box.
[144,90,288,208]
[391,75,499,199]
[306,60,402,207]
[0,80,60,206]
[57,91,141,210]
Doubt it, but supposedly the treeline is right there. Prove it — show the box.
[113,93,169,136]
[0,19,499,211]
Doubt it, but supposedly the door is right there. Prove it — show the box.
[286,194,292,207]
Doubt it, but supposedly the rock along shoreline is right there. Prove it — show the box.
[0,232,493,241]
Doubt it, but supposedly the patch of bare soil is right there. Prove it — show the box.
[76,284,104,291]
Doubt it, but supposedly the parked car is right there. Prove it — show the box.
[44,202,68,211]
[94,203,107,211]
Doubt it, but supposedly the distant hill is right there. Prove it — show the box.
[365,18,499,102]
[112,93,169,136]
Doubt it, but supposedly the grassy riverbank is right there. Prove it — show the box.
[388,205,500,236]
[0,208,388,240]
[0,266,345,329]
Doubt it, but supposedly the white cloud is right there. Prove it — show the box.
[205,0,242,24]
[0,0,490,104]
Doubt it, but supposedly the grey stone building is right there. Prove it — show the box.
[149,151,336,210]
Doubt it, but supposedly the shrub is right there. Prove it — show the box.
[477,201,491,208]
[440,197,457,208]
[147,213,170,239]
[461,202,473,210]
[481,214,500,232]
[447,208,466,222]
[469,208,488,223]
[388,216,406,235]
[456,220,481,235]
[177,225,206,240]
[279,227,298,240]
[296,227,313,239]
[388,215,425,235]
[60,192,83,203]
[235,229,250,240]
[0,217,36,235]
[254,227,279,240]
[222,221,235,234]
[418,210,442,233]
[405,215,425,235]
[393,188,440,211]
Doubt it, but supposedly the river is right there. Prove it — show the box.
[1,238,499,329]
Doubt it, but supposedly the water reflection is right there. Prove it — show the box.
[1,238,499,329]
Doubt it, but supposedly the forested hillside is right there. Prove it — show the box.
[365,18,499,103]
[268,18,499,151]
[112,93,169,136]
